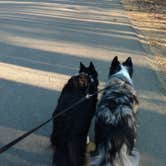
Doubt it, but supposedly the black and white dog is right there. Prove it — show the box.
[91,56,139,166]
[50,62,98,166]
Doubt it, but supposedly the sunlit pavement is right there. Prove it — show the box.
[0,0,165,165]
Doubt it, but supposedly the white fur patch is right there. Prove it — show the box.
[116,65,133,85]
[86,136,90,144]
[114,144,140,166]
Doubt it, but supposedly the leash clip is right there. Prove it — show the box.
[85,94,93,99]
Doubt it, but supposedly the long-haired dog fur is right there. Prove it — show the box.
[91,56,139,166]
[50,62,98,166]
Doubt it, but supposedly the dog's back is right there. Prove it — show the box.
[91,57,139,166]
[51,62,98,166]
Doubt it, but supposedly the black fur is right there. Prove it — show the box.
[91,56,139,166]
[50,62,98,166]
[122,57,133,78]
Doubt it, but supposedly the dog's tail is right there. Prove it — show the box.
[90,143,140,166]
[114,144,140,166]
[90,143,112,166]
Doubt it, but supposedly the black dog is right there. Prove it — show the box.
[91,56,139,166]
[50,62,98,166]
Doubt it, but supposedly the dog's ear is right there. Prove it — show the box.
[109,56,120,77]
[111,56,120,67]
[89,62,95,72]
[123,57,133,77]
[110,56,120,70]
[123,57,132,67]
[79,62,86,73]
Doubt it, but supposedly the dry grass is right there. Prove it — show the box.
[122,0,166,89]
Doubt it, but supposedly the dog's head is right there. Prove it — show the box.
[66,62,98,91]
[109,56,133,79]
[67,74,91,91]
[79,62,98,87]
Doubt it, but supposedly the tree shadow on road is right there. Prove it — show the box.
[0,0,165,165]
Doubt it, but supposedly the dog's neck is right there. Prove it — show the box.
[111,65,133,85]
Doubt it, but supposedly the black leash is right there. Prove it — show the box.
[0,87,107,154]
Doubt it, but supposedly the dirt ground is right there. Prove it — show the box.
[122,0,166,92]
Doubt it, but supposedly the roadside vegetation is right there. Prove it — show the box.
[122,0,166,91]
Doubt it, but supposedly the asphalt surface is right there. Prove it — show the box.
[0,0,165,165]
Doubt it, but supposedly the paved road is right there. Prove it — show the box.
[0,0,165,165]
